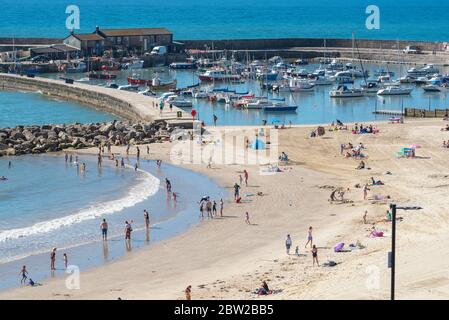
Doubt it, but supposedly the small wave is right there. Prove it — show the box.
[0,168,160,243]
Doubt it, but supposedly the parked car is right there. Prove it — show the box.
[402,46,421,54]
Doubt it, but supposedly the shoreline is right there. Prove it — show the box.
[2,118,449,299]
[0,152,225,292]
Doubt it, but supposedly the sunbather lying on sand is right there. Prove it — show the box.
[371,177,384,185]
[356,161,365,170]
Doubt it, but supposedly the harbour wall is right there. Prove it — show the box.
[180,38,445,51]
[0,73,187,122]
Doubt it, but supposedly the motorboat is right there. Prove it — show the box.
[274,79,314,92]
[123,58,144,70]
[169,62,197,69]
[361,82,384,94]
[66,61,87,73]
[329,85,364,98]
[165,95,193,108]
[263,103,298,112]
[407,64,439,77]
[377,85,413,95]
[127,75,177,91]
[423,84,442,92]
[245,99,271,109]
[118,84,140,91]
[309,76,334,86]
[198,69,241,82]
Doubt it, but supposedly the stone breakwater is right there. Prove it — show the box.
[0,120,173,156]
[0,73,188,122]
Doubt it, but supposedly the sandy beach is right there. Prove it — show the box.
[2,117,449,300]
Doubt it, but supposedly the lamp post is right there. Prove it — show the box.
[389,203,397,300]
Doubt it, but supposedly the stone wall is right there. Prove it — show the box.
[180,38,444,51]
[0,73,172,122]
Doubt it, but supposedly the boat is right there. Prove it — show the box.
[123,58,144,70]
[274,78,315,92]
[88,72,117,79]
[169,62,197,69]
[263,103,298,112]
[423,84,442,92]
[245,99,271,110]
[198,69,241,82]
[309,75,334,86]
[65,61,87,73]
[127,75,177,91]
[407,64,439,77]
[377,85,413,95]
[361,82,384,94]
[165,95,193,108]
[118,84,140,91]
[294,58,308,65]
[329,85,364,98]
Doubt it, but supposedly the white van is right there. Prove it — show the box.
[150,46,167,56]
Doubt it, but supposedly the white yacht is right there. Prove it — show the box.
[377,85,413,95]
[329,85,364,98]
[407,64,439,77]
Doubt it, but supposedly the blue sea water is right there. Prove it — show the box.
[0,154,226,290]
[0,0,448,41]
[0,90,116,127]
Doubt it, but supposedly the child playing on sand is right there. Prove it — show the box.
[245,212,251,225]
[312,245,319,266]
[285,235,292,254]
[295,246,300,256]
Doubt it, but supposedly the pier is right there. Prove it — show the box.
[0,73,191,122]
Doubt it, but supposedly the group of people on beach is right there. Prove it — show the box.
[284,227,319,266]
[351,123,379,135]
[199,196,224,219]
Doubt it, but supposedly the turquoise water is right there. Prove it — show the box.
[0,0,448,41]
[0,154,226,290]
[0,90,116,127]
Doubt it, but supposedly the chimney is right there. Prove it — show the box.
[95,26,100,33]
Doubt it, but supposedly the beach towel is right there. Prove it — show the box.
[334,243,345,252]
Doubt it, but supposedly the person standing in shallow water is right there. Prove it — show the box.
[50,248,57,271]
[165,178,172,192]
[144,210,150,229]
[63,253,68,269]
[100,219,108,240]
[220,199,224,217]
[136,146,140,160]
[121,158,125,168]
[20,265,28,284]
[124,221,132,240]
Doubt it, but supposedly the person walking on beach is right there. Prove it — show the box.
[146,145,150,155]
[245,212,251,225]
[213,114,218,126]
[144,209,150,229]
[363,184,370,200]
[20,265,28,285]
[234,183,241,200]
[50,248,57,271]
[305,226,313,248]
[185,285,192,300]
[172,192,178,202]
[100,219,108,241]
[363,210,368,224]
[63,253,68,269]
[312,245,319,266]
[136,146,140,160]
[243,170,249,186]
[285,234,292,255]
[220,199,224,217]
[124,221,132,240]
[121,158,125,168]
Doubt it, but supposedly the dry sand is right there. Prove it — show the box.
[2,118,449,300]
